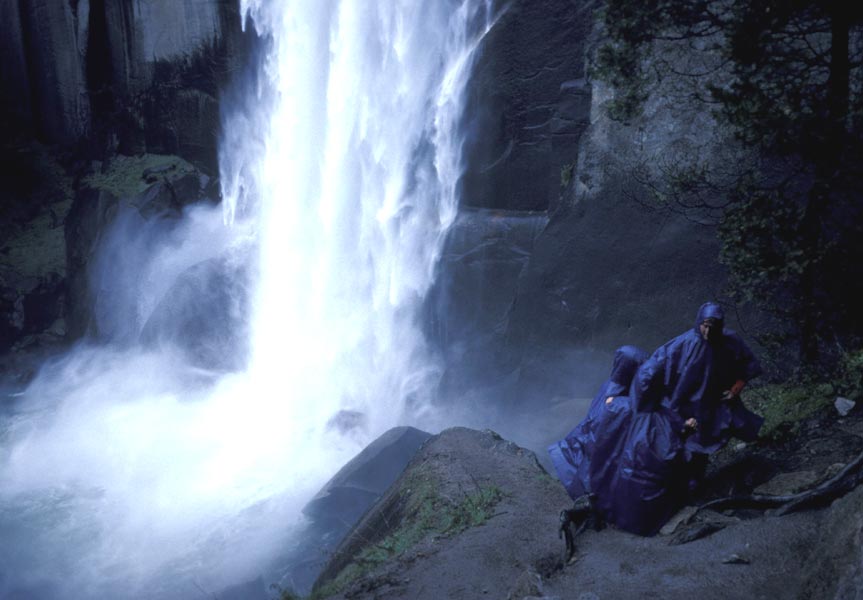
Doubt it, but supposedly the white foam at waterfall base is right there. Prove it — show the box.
[0,1,497,598]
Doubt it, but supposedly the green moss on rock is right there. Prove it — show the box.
[0,147,74,282]
[83,154,195,198]
[747,383,834,441]
[314,470,504,599]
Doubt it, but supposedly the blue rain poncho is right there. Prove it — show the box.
[634,302,764,455]
[548,345,648,501]
[550,303,764,536]
[605,302,764,535]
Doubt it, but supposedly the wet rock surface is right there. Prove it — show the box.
[462,0,592,212]
[275,427,433,595]
[427,208,548,395]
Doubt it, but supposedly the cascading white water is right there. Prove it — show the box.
[223,0,495,437]
[0,1,495,599]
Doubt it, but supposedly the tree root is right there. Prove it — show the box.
[694,448,863,517]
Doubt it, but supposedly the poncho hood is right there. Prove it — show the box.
[695,302,725,333]
[608,345,649,392]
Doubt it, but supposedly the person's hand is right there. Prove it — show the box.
[605,396,615,405]
[684,417,699,431]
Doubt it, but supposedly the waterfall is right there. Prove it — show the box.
[221,0,495,437]
[0,1,495,599]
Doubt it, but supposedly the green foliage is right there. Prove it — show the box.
[718,188,806,312]
[317,475,504,599]
[273,586,303,600]
[0,144,74,280]
[560,163,575,189]
[83,154,195,198]
[747,383,833,441]
[835,350,863,401]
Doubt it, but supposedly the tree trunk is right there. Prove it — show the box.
[797,9,850,366]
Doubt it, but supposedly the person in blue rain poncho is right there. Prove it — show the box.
[608,301,764,535]
[548,345,648,501]
[549,302,763,537]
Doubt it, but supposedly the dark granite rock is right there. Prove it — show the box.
[0,0,34,135]
[496,17,756,401]
[64,187,120,339]
[278,426,432,595]
[1,0,252,174]
[12,0,90,143]
[426,208,548,393]
[461,0,593,212]
[503,190,725,398]
[304,427,433,525]
[312,427,568,599]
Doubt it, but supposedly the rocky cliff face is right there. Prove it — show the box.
[11,0,91,143]
[460,0,593,213]
[435,3,746,403]
[0,0,251,169]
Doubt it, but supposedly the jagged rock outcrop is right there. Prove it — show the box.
[495,24,753,399]
[442,3,746,402]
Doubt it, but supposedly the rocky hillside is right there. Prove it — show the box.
[303,404,863,600]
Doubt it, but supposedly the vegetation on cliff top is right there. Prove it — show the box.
[82,153,196,199]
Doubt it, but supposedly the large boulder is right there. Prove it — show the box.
[312,428,568,599]
[64,186,121,339]
[64,155,213,340]
[303,427,434,527]
[278,426,433,595]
